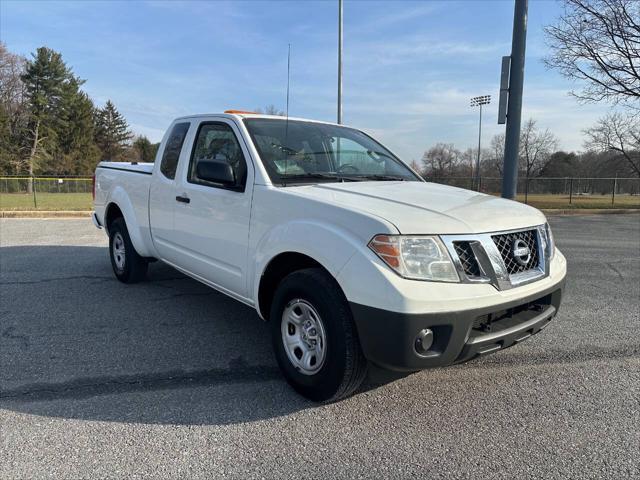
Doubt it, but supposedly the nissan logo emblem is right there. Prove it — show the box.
[512,239,531,266]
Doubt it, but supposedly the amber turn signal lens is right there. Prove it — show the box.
[368,235,401,268]
[224,109,258,114]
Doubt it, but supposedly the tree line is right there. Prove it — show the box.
[0,43,159,181]
[2,0,637,183]
[417,116,639,180]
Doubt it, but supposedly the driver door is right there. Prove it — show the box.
[170,119,254,298]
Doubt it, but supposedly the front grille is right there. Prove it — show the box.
[492,229,539,275]
[453,241,481,277]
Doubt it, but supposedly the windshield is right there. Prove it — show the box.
[243,118,421,185]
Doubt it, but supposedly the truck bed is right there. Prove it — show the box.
[94,161,155,257]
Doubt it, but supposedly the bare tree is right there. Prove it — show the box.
[421,143,460,178]
[408,159,422,175]
[459,148,475,177]
[254,104,285,116]
[544,0,640,108]
[489,133,505,175]
[519,119,559,178]
[0,43,28,174]
[0,45,27,128]
[0,43,26,115]
[584,112,640,176]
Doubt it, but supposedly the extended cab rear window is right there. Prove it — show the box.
[160,122,190,180]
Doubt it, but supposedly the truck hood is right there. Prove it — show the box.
[288,181,547,234]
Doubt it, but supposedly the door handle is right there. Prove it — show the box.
[175,195,190,204]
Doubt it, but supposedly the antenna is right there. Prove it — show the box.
[337,0,343,124]
[286,43,291,120]
[284,43,291,184]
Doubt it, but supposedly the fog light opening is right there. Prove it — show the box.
[414,328,434,355]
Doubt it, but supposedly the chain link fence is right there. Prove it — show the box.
[0,175,639,210]
[0,176,93,210]
[426,176,640,208]
[0,176,93,193]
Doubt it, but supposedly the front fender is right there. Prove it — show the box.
[251,220,367,316]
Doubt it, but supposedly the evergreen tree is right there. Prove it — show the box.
[56,78,101,174]
[94,100,132,161]
[20,47,74,188]
[1,44,143,176]
[132,135,157,163]
[0,105,17,174]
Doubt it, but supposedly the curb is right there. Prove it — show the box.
[0,211,92,218]
[541,208,640,215]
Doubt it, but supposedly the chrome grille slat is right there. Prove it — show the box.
[441,225,549,291]
[491,229,539,275]
[453,241,481,277]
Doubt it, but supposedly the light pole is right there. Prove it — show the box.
[502,0,528,199]
[470,94,491,191]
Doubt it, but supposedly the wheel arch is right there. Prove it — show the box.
[257,251,345,321]
[102,192,153,257]
[251,218,373,320]
[104,202,124,234]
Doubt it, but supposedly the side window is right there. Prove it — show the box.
[189,122,248,191]
[160,122,190,180]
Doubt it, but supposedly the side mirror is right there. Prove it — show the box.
[196,160,236,186]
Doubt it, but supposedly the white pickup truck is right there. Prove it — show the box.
[93,111,567,402]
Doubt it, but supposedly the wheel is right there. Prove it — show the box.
[108,217,148,284]
[270,268,368,402]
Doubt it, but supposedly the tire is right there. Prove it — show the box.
[108,217,148,284]
[270,268,368,402]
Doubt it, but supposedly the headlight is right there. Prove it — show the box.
[545,223,556,260]
[368,235,460,282]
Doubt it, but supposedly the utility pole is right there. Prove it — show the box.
[502,0,528,199]
[470,95,491,191]
[337,0,343,124]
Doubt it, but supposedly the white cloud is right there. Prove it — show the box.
[350,3,441,33]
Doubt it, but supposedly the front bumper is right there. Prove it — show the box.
[349,280,564,371]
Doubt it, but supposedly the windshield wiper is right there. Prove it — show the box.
[281,173,341,179]
[279,172,359,185]
[357,174,406,181]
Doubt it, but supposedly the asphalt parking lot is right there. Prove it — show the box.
[1,215,638,479]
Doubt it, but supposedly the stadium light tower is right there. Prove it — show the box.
[470,94,491,190]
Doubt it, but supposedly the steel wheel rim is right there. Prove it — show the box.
[112,232,126,271]
[281,299,327,376]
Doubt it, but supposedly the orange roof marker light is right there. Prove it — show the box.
[224,109,258,114]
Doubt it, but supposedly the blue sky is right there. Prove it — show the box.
[2,0,614,162]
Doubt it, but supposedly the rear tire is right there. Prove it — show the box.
[108,217,148,284]
[270,268,368,402]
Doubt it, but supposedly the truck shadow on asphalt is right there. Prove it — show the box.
[0,245,403,425]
